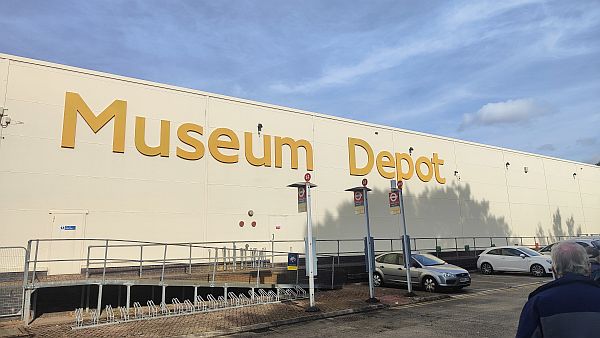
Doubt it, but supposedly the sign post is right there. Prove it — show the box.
[288,173,319,312]
[345,179,378,303]
[393,180,415,296]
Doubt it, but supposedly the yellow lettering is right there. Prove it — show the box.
[209,128,240,163]
[348,137,374,176]
[61,92,127,152]
[275,136,314,170]
[415,156,433,182]
[376,151,395,179]
[244,132,271,167]
[176,123,205,160]
[394,153,414,181]
[134,117,170,157]
[432,153,446,184]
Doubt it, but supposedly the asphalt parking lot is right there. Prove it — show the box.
[230,272,553,338]
[461,271,553,293]
[370,270,552,295]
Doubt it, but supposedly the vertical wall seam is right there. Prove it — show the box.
[501,151,514,234]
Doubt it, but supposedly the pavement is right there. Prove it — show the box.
[0,272,551,337]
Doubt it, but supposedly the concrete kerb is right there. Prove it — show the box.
[189,294,450,338]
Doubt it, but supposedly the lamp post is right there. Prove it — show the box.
[288,173,319,312]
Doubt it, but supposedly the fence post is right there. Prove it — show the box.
[161,244,167,283]
[337,240,340,265]
[520,237,523,246]
[454,238,458,259]
[21,241,32,320]
[188,243,192,275]
[434,238,438,257]
[139,246,143,278]
[102,240,109,284]
[31,241,39,286]
[505,237,509,245]
[233,242,237,271]
[85,245,91,278]
[331,256,335,290]
[473,237,476,257]
[271,237,274,268]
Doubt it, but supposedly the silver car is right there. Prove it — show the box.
[374,252,471,292]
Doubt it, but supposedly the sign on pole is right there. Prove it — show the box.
[287,253,299,271]
[298,186,307,213]
[354,190,365,214]
[389,191,400,215]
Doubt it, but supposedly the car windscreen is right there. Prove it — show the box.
[413,254,446,266]
[519,247,541,256]
[592,240,600,249]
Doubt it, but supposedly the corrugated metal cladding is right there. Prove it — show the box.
[1,53,599,250]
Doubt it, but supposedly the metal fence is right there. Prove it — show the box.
[19,234,594,285]
[0,246,26,317]
[6,233,594,319]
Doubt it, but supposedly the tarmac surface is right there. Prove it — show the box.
[0,272,551,337]
[228,273,551,338]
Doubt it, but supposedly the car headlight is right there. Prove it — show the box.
[546,259,552,264]
[442,272,454,278]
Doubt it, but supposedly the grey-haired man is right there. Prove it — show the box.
[516,241,600,338]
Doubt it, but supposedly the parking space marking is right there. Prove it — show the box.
[391,280,547,310]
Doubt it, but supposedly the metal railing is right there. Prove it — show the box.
[19,234,592,287]
[0,246,27,317]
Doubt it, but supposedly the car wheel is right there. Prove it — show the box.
[422,276,438,293]
[373,273,383,287]
[531,264,545,277]
[480,262,494,275]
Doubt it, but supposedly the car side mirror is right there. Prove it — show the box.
[520,254,526,259]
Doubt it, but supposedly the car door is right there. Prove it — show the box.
[377,253,404,282]
[483,248,503,269]
[501,248,527,271]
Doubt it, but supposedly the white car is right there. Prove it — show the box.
[477,246,552,277]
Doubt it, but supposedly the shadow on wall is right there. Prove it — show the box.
[535,208,582,244]
[316,182,513,241]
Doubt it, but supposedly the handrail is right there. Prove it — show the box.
[20,234,592,288]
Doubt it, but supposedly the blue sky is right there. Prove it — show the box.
[1,0,599,164]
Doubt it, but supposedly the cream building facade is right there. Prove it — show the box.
[1,53,599,259]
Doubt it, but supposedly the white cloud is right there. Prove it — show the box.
[459,98,550,130]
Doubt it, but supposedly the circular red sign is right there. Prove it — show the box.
[361,178,368,187]
[239,221,245,227]
[397,180,404,189]
[251,221,257,227]
[298,187,305,198]
[354,191,363,201]
[304,173,311,182]
[390,192,398,202]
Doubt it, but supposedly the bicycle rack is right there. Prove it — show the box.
[147,300,159,317]
[105,305,115,323]
[134,302,144,319]
[73,287,308,330]
[119,306,129,321]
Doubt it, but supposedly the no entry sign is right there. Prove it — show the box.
[354,190,365,215]
[389,191,400,215]
[298,186,307,213]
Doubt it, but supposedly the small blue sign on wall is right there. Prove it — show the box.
[60,225,77,231]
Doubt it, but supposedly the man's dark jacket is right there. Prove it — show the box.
[516,273,600,338]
